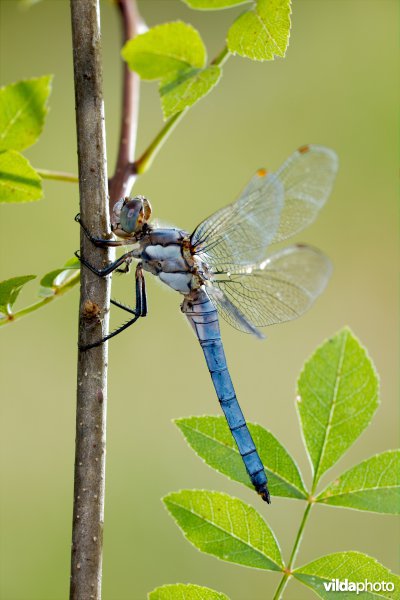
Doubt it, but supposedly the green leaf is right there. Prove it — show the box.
[182,0,251,9]
[316,450,400,514]
[121,22,206,80]
[0,275,36,314]
[39,256,81,296]
[160,65,221,119]
[297,328,379,486]
[0,150,42,203]
[163,490,283,570]
[122,22,221,119]
[294,552,400,599]
[148,583,230,600]
[0,76,52,152]
[227,0,291,61]
[175,416,307,499]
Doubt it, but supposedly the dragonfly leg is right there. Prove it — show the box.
[75,213,131,247]
[75,250,136,277]
[110,263,147,316]
[80,263,147,351]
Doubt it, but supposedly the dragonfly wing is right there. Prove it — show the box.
[271,145,338,243]
[208,244,332,334]
[191,145,338,273]
[206,285,265,339]
[191,174,284,272]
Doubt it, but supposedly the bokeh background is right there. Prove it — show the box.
[0,1,398,599]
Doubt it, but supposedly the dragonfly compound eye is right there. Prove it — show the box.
[119,196,149,234]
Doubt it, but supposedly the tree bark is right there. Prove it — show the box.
[70,1,110,598]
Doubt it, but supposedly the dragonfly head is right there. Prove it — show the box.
[112,195,152,238]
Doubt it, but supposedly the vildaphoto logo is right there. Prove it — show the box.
[323,579,395,594]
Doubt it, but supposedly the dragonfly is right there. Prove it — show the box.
[76,144,338,504]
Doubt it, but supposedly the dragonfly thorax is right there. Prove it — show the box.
[139,230,204,294]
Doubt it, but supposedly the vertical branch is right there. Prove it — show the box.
[70,1,110,598]
[109,0,145,206]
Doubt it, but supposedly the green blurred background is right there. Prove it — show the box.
[0,1,398,599]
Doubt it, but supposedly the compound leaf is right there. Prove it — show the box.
[163,489,283,570]
[316,450,400,514]
[0,75,52,152]
[122,22,223,119]
[297,328,379,485]
[227,0,291,61]
[294,552,400,599]
[175,416,307,499]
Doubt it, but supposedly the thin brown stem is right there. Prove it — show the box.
[70,1,111,598]
[108,0,145,207]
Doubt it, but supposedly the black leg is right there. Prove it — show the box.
[75,213,133,247]
[110,299,136,315]
[80,264,147,351]
[75,250,135,277]
[115,261,132,274]
[109,265,147,315]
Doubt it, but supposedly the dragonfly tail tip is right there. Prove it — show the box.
[259,487,271,504]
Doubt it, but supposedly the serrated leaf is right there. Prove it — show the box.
[122,22,221,120]
[161,65,221,119]
[0,76,52,152]
[0,150,42,203]
[316,450,400,514]
[227,0,291,61]
[0,275,36,314]
[163,490,283,570]
[297,328,379,485]
[175,416,307,499]
[121,22,206,80]
[182,0,251,9]
[148,583,230,600]
[294,552,400,599]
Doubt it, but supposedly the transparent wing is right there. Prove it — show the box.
[207,245,332,335]
[206,285,265,339]
[270,145,338,243]
[191,173,284,272]
[191,145,338,273]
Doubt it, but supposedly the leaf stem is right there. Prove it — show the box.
[272,501,313,600]
[36,168,79,183]
[133,110,185,176]
[132,46,230,180]
[212,45,230,67]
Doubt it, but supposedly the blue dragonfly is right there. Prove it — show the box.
[76,144,338,503]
